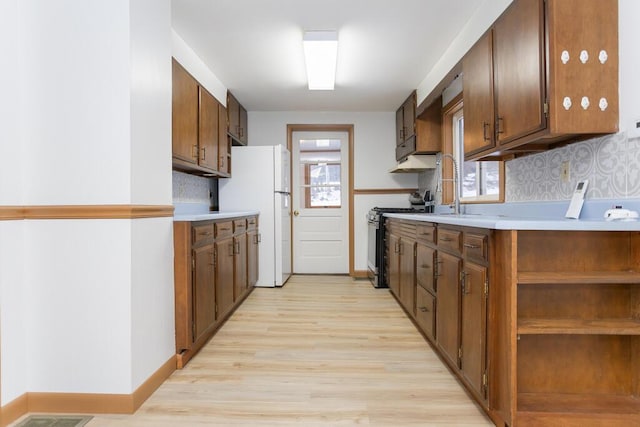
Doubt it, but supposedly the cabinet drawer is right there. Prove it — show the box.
[463,233,488,262]
[192,223,214,245]
[247,216,258,230]
[233,219,247,233]
[438,228,461,254]
[215,221,233,238]
[416,244,436,293]
[415,286,436,342]
[416,224,436,243]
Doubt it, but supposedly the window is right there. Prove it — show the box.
[299,139,342,208]
[443,95,503,204]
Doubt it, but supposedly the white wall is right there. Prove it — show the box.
[416,0,513,106]
[172,30,228,106]
[0,0,27,406]
[0,0,175,403]
[129,0,175,391]
[19,0,132,205]
[619,0,640,137]
[26,221,133,393]
[130,0,173,205]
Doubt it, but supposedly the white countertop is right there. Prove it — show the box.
[174,210,259,222]
[384,212,640,231]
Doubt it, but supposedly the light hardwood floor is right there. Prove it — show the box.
[82,276,494,426]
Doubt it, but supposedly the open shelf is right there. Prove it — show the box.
[518,318,640,335]
[518,392,640,417]
[518,271,640,285]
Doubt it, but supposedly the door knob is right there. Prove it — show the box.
[293,210,299,217]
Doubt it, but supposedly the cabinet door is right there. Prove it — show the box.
[461,262,488,402]
[193,244,215,343]
[172,59,199,163]
[216,237,235,320]
[402,95,416,141]
[493,0,546,145]
[463,31,495,157]
[247,229,259,287]
[415,286,436,342]
[218,104,230,176]
[227,92,240,140]
[388,233,401,298]
[198,87,219,172]
[416,243,436,294]
[395,106,404,145]
[239,104,248,144]
[234,234,248,301]
[399,238,416,315]
[437,252,462,368]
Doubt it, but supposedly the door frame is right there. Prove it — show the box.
[287,124,355,276]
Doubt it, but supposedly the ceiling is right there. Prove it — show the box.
[171,0,482,112]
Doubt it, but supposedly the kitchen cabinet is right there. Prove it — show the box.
[463,0,618,160]
[247,216,259,288]
[386,220,416,315]
[215,221,235,321]
[173,214,258,368]
[493,229,640,426]
[415,224,437,342]
[227,91,248,145]
[233,219,248,301]
[387,218,639,426]
[387,219,491,412]
[436,246,462,369]
[172,59,199,164]
[218,103,230,176]
[395,93,441,161]
[172,58,229,176]
[192,230,216,343]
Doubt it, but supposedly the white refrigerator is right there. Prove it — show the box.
[219,145,292,287]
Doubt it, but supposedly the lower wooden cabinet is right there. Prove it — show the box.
[174,214,258,368]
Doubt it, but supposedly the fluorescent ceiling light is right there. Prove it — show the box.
[303,30,338,90]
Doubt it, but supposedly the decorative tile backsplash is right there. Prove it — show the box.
[419,132,640,204]
[506,132,640,201]
[172,171,212,204]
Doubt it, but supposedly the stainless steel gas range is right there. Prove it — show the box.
[367,207,426,288]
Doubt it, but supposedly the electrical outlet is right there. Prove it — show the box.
[629,118,640,138]
[561,161,570,182]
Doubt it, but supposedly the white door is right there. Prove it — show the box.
[291,131,349,274]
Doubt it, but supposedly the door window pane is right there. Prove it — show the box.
[299,139,342,208]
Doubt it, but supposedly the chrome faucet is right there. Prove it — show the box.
[437,153,460,215]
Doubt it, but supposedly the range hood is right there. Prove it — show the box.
[388,155,437,173]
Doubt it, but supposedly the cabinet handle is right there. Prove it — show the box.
[441,237,453,242]
[482,121,490,141]
[191,144,198,159]
[201,147,206,161]
[220,156,225,168]
[464,243,480,249]
[394,242,400,254]
[239,127,244,137]
[419,306,429,313]
[496,117,504,135]
[234,241,240,254]
[421,264,431,269]
[399,128,405,140]
[228,243,234,256]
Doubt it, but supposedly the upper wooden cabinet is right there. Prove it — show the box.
[463,0,618,160]
[395,92,441,161]
[172,59,199,164]
[227,92,248,145]
[172,58,228,176]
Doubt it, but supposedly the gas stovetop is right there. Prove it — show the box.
[368,206,427,222]
[370,206,427,213]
